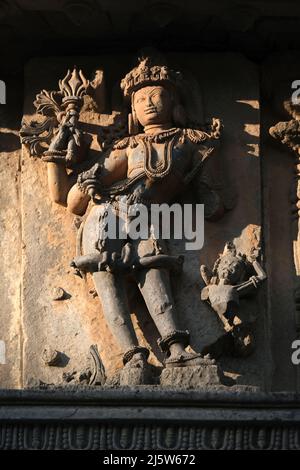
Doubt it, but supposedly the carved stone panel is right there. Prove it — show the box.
[17,53,267,389]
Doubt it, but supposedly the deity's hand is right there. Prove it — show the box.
[248,275,260,288]
[200,264,213,286]
[77,162,103,198]
[48,122,71,152]
[42,121,87,167]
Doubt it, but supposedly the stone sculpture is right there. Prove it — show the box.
[200,241,266,357]
[20,54,230,386]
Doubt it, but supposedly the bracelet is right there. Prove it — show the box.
[157,330,190,354]
[43,150,67,156]
[76,181,89,195]
[123,346,150,365]
[41,154,67,164]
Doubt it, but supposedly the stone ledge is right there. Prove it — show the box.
[0,389,300,449]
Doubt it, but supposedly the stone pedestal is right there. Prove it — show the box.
[160,360,224,388]
[119,366,153,387]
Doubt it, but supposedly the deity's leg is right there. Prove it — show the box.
[93,271,151,384]
[134,267,179,335]
[134,267,199,363]
[92,271,138,354]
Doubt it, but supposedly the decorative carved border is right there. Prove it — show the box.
[1,423,300,450]
[0,389,299,450]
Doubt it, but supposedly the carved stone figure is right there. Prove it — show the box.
[200,241,266,357]
[269,104,300,334]
[21,55,226,386]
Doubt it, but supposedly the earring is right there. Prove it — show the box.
[128,112,139,135]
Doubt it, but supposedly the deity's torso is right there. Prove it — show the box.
[126,136,194,204]
[81,128,216,257]
[110,127,214,205]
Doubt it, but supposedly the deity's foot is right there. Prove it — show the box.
[119,347,153,386]
[161,352,225,388]
[165,351,212,368]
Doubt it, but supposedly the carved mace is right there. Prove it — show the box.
[58,67,89,164]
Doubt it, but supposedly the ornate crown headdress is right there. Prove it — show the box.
[120,55,182,99]
[212,241,248,276]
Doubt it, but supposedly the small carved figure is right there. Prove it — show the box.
[200,242,266,357]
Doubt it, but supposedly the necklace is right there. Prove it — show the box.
[137,127,181,144]
[113,128,181,179]
[143,135,176,179]
[113,127,182,150]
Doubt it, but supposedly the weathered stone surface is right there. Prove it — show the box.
[0,80,23,388]
[51,287,67,301]
[42,347,61,367]
[160,362,223,388]
[119,366,153,387]
[0,145,22,388]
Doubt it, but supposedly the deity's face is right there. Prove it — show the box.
[133,85,173,128]
[217,255,245,285]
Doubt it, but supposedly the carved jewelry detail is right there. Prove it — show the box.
[143,136,175,180]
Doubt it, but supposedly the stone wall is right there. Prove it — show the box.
[0,78,23,388]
